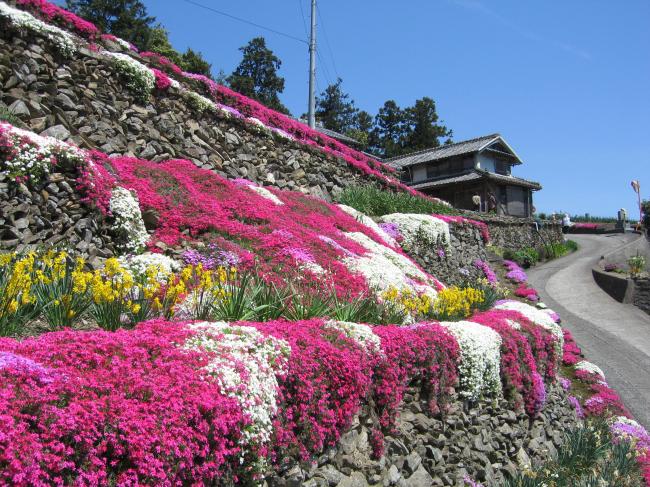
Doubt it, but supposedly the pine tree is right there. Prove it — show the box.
[372,100,407,158]
[315,78,358,134]
[65,0,155,49]
[227,37,289,114]
[403,97,452,152]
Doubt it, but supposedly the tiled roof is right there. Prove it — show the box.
[385,134,521,169]
[410,169,541,191]
[314,126,360,146]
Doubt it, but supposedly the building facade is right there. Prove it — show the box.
[385,134,541,218]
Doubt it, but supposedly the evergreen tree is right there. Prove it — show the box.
[403,97,452,152]
[147,25,182,64]
[315,78,358,134]
[227,37,288,114]
[347,110,373,150]
[180,48,212,78]
[372,100,408,158]
[65,0,154,49]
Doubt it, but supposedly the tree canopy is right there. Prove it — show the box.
[315,78,359,134]
[65,0,154,50]
[227,37,289,114]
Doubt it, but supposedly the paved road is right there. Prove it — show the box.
[527,233,650,428]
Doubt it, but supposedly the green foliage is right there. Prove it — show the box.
[370,98,452,158]
[0,103,26,127]
[65,0,155,49]
[504,247,539,268]
[315,78,359,134]
[227,37,289,114]
[0,253,39,337]
[180,48,212,78]
[504,419,642,487]
[642,200,650,229]
[336,184,457,217]
[565,239,579,252]
[112,56,154,103]
[627,253,647,276]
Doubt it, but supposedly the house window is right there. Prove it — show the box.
[496,161,510,175]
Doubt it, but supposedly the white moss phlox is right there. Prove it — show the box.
[343,231,437,298]
[575,360,606,380]
[337,204,397,247]
[105,52,155,93]
[325,320,382,354]
[379,213,450,249]
[184,322,290,452]
[248,184,284,206]
[118,252,180,281]
[494,300,564,348]
[0,2,77,56]
[442,321,502,400]
[0,122,85,180]
[109,187,149,253]
[183,89,215,112]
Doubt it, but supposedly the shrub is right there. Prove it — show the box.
[504,247,539,268]
[336,184,456,217]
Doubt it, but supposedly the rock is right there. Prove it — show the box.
[8,99,29,116]
[142,209,160,230]
[404,466,434,487]
[40,124,70,140]
[335,472,368,487]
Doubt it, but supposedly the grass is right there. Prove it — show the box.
[0,103,26,128]
[335,184,458,217]
[504,418,643,486]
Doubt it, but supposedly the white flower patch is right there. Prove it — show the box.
[184,322,290,459]
[343,231,435,293]
[505,319,521,330]
[325,320,382,354]
[0,2,77,56]
[246,184,284,206]
[299,261,326,275]
[118,252,180,281]
[113,37,133,51]
[271,127,295,140]
[105,52,155,95]
[245,117,270,134]
[109,187,149,253]
[379,213,450,250]
[441,321,502,400]
[181,89,216,112]
[337,204,397,247]
[0,122,85,180]
[494,300,564,349]
[575,360,606,380]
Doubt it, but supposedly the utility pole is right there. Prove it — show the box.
[307,0,316,129]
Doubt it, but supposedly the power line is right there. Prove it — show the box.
[316,3,340,80]
[182,0,308,45]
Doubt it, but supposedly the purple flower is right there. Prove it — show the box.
[379,222,402,241]
[473,259,498,284]
[560,377,571,390]
[0,352,57,384]
[459,268,470,277]
[463,475,485,487]
[272,229,294,240]
[319,235,355,257]
[504,260,528,283]
[182,248,239,269]
[568,395,584,418]
[531,372,547,414]
[283,247,316,263]
[436,248,446,259]
[232,178,255,187]
[216,103,244,118]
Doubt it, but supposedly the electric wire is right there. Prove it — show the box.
[182,0,308,44]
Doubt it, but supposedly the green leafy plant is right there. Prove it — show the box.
[627,254,646,276]
[0,252,39,337]
[336,184,456,217]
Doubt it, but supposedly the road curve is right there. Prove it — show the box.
[526,233,650,428]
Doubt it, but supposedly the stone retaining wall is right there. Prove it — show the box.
[0,30,388,202]
[267,384,578,487]
[407,223,488,286]
[632,276,650,315]
[476,215,564,251]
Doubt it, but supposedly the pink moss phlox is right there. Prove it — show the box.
[503,260,528,283]
[371,324,459,436]
[433,214,490,243]
[152,68,172,91]
[16,0,99,37]
[0,320,246,485]
[250,319,374,460]
[471,309,553,415]
[106,156,397,295]
[75,149,116,214]
[514,283,539,302]
[562,329,583,366]
[473,259,498,284]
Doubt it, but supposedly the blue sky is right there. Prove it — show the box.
[143,0,649,218]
